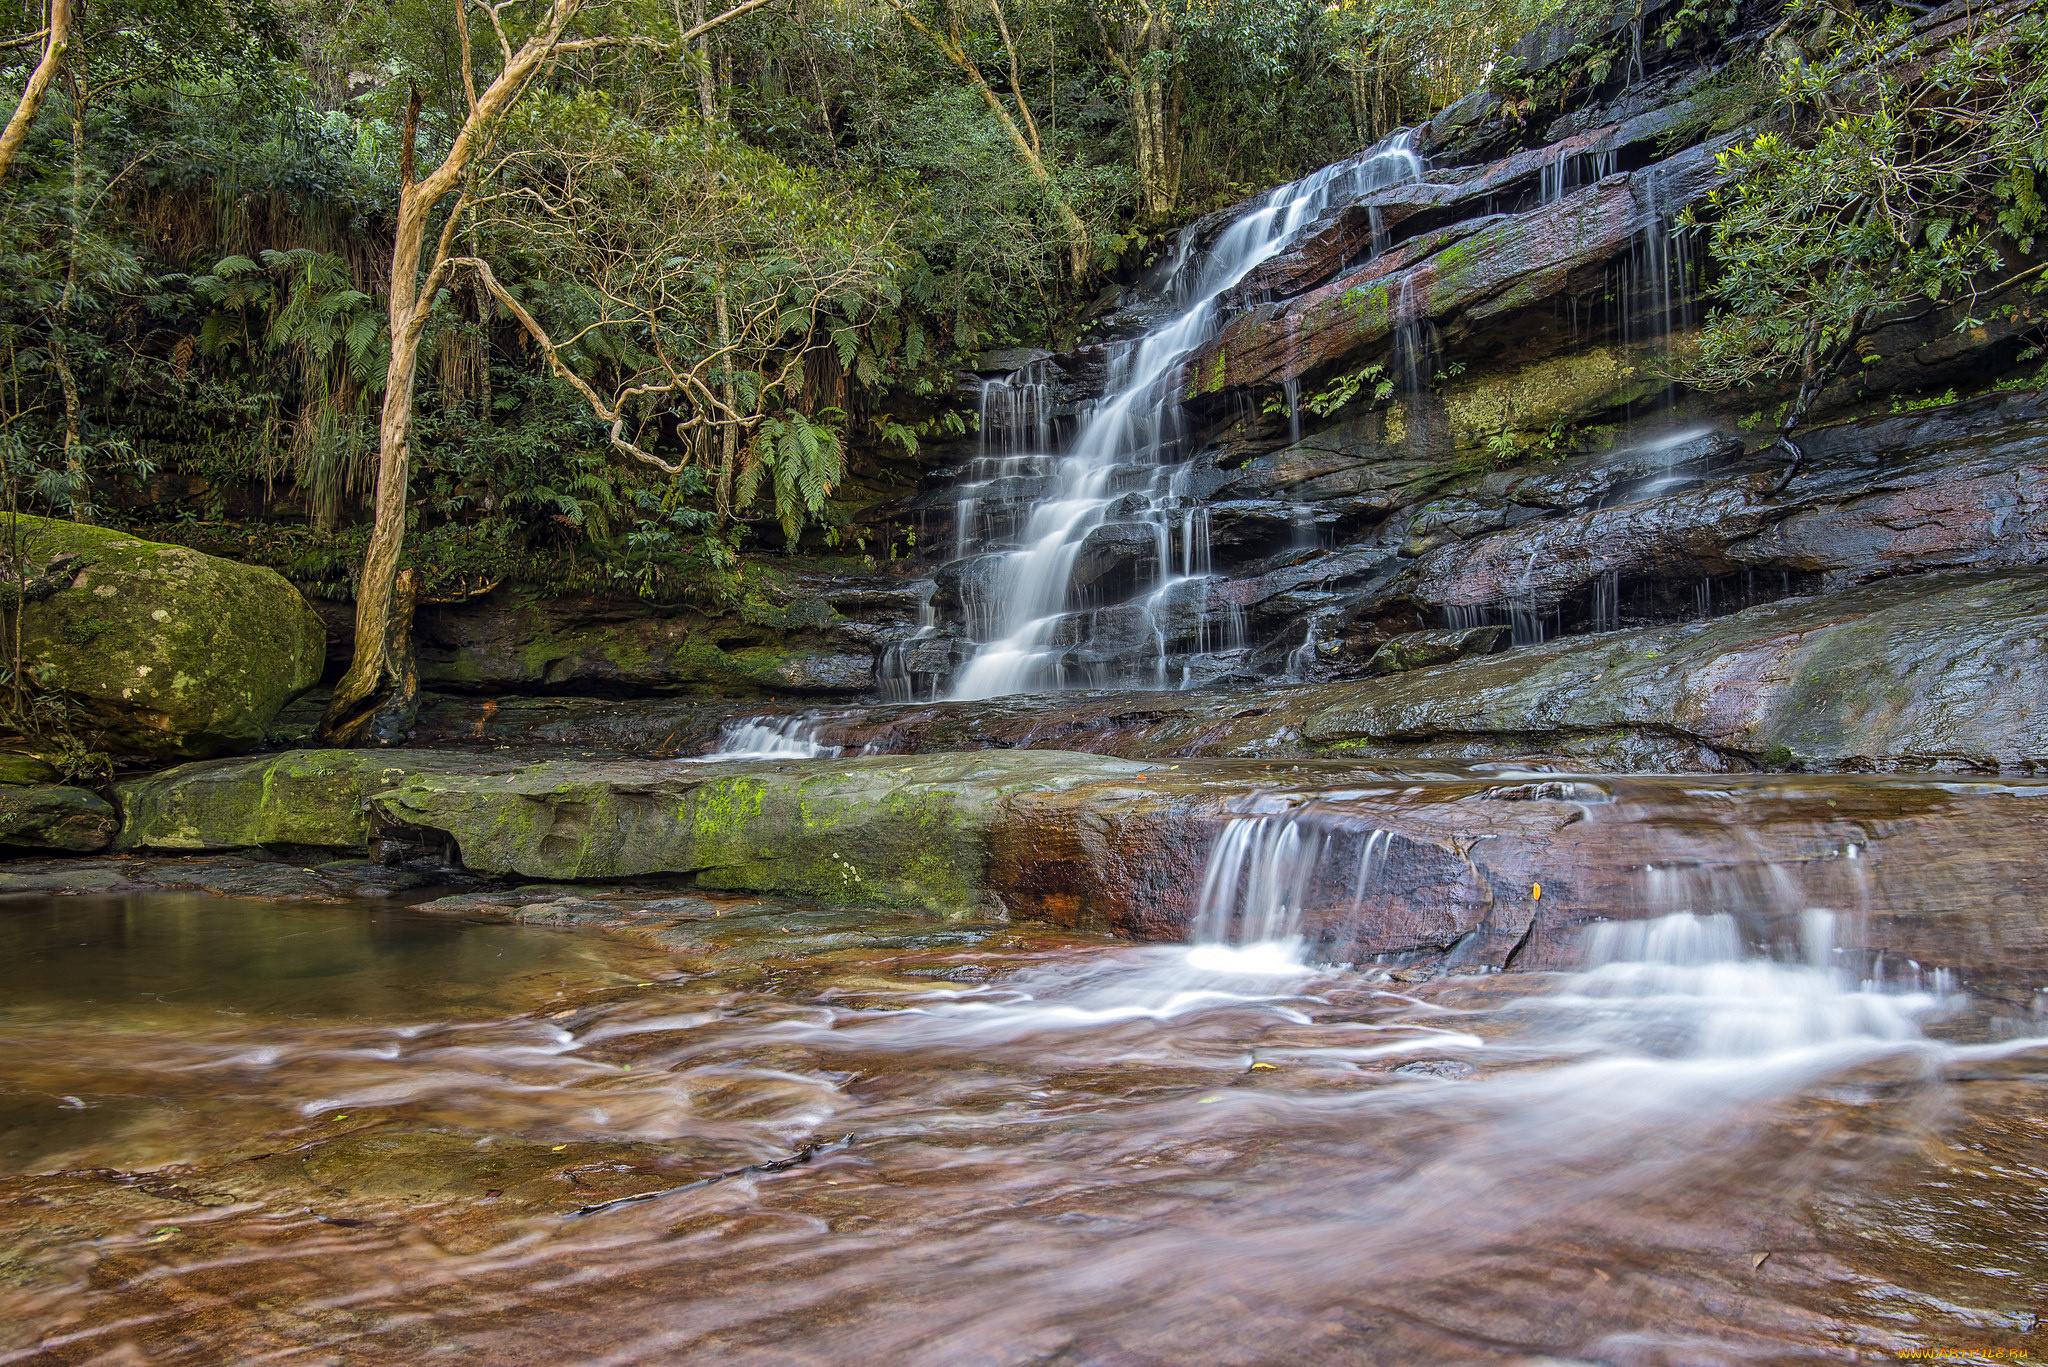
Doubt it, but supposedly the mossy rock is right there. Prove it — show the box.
[0,751,61,786]
[0,784,117,851]
[9,516,326,758]
[114,749,522,852]
[1364,626,1508,676]
[1441,345,1664,449]
[370,750,1160,913]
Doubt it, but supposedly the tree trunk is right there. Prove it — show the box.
[886,1,1089,280]
[714,291,738,515]
[1130,72,1177,223]
[692,0,716,119]
[0,0,69,183]
[317,0,781,747]
[50,75,84,518]
[319,92,431,747]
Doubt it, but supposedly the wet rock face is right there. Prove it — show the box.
[1405,409,2048,616]
[1180,152,1727,402]
[8,517,324,759]
[1303,571,2048,772]
[1003,770,2048,991]
[407,591,880,698]
[497,564,2048,774]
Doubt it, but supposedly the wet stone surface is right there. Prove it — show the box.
[3,883,2048,1363]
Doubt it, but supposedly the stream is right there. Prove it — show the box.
[4,868,2045,1364]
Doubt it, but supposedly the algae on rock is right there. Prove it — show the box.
[115,750,520,852]
[0,786,118,851]
[370,750,1162,912]
[8,517,326,759]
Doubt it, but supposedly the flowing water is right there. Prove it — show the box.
[5,830,2045,1364]
[945,133,1427,700]
[689,713,841,760]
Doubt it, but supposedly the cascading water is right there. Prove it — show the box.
[945,132,1428,700]
[951,362,1056,565]
[1187,809,1330,971]
[691,712,840,760]
[876,582,939,702]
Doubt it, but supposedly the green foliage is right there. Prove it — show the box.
[0,0,1553,609]
[740,408,848,544]
[1305,362,1393,417]
[1485,417,1580,467]
[1685,0,2048,400]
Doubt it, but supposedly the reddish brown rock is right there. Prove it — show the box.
[994,765,2048,995]
[1182,140,1727,403]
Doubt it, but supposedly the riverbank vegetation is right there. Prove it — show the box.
[0,0,2041,736]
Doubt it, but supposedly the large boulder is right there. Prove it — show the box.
[0,785,117,851]
[9,517,324,758]
[369,750,1161,912]
[115,749,522,852]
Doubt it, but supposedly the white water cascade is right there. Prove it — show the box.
[689,713,840,760]
[947,133,1428,700]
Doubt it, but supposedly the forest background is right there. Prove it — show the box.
[0,0,1543,606]
[0,0,2041,741]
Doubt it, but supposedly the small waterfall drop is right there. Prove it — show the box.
[1184,806,1396,972]
[1187,812,1330,971]
[876,583,939,702]
[946,132,1428,700]
[694,713,840,760]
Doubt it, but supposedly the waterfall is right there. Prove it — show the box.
[1614,161,1699,426]
[693,713,840,760]
[876,583,939,702]
[1592,569,1620,632]
[945,132,1428,701]
[1185,808,1394,971]
[1539,145,1617,205]
[953,363,1055,563]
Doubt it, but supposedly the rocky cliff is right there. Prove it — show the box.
[863,0,2044,743]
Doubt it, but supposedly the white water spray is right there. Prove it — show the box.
[948,134,1427,699]
[691,713,840,760]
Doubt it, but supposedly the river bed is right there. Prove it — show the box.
[3,883,2045,1364]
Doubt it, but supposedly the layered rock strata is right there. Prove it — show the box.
[103,744,2048,992]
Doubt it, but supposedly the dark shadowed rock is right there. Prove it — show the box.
[0,786,117,852]
[1068,522,1164,598]
[1364,626,1509,675]
[1407,413,2048,612]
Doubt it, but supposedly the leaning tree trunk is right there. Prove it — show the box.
[316,0,779,747]
[318,138,433,747]
[0,0,70,183]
